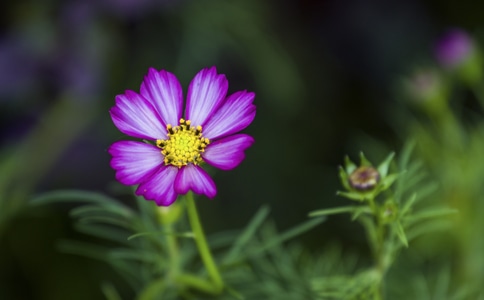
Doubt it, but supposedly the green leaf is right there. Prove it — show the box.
[380,173,399,190]
[312,268,380,299]
[59,240,142,290]
[224,205,270,263]
[358,215,378,255]
[344,156,357,174]
[404,207,458,226]
[400,193,417,216]
[127,231,194,241]
[377,152,395,178]
[108,248,159,264]
[308,206,362,217]
[336,191,364,201]
[76,215,134,230]
[434,265,451,300]
[225,285,245,300]
[338,166,351,190]
[137,278,166,300]
[402,164,426,191]
[359,152,372,167]
[244,217,326,260]
[414,182,439,202]
[101,282,123,300]
[406,219,453,242]
[74,223,131,244]
[134,195,159,232]
[398,140,416,172]
[394,221,408,247]
[351,206,372,220]
[70,204,133,221]
[30,190,122,206]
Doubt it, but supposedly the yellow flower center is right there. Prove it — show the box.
[156,119,210,168]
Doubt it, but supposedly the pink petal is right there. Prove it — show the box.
[110,90,167,140]
[174,164,216,199]
[203,90,256,140]
[136,165,179,206]
[203,134,254,170]
[140,68,183,127]
[185,67,228,127]
[109,141,164,185]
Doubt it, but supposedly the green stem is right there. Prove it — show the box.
[368,197,385,300]
[176,273,221,295]
[185,192,224,293]
[165,222,180,277]
[368,198,383,255]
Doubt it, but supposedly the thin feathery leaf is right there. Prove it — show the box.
[101,282,123,300]
[30,190,123,206]
[377,151,395,178]
[243,217,326,261]
[404,207,458,226]
[74,223,131,245]
[394,222,408,247]
[224,205,270,263]
[127,231,194,241]
[308,206,364,217]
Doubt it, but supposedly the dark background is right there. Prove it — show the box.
[1,0,483,299]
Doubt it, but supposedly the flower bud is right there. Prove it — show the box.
[403,68,448,109]
[156,201,183,225]
[348,166,380,191]
[380,200,398,224]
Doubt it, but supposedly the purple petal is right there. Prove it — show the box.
[140,68,183,127]
[136,165,179,206]
[203,90,256,140]
[110,90,167,140]
[203,134,254,170]
[185,66,228,127]
[174,164,216,199]
[109,141,163,185]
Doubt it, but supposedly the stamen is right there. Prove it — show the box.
[167,124,174,135]
[157,119,210,168]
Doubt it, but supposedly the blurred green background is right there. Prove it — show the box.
[1,0,484,299]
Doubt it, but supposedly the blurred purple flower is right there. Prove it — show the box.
[434,29,474,68]
[54,51,102,99]
[61,0,96,29]
[0,36,41,100]
[0,0,105,102]
[108,67,256,206]
[55,1,106,99]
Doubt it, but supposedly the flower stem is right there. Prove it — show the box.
[367,196,385,300]
[176,273,221,295]
[185,192,224,293]
[165,223,180,277]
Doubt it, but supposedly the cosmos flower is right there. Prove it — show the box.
[108,67,256,206]
[434,28,474,69]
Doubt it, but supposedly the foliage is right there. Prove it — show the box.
[31,189,327,299]
[309,144,456,299]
